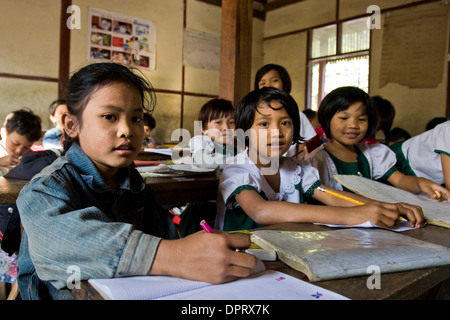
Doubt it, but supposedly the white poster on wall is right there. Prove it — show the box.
[88,7,156,70]
[183,28,220,71]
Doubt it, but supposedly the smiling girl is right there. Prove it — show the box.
[16,63,257,300]
[307,86,449,201]
[215,87,425,232]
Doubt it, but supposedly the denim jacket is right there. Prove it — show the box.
[17,142,176,299]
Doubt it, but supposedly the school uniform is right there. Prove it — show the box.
[306,143,397,190]
[389,121,450,185]
[189,135,236,168]
[215,150,321,231]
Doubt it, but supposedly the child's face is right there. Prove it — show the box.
[258,70,283,91]
[249,101,293,164]
[329,102,368,146]
[4,130,34,157]
[68,83,145,178]
[144,125,151,137]
[50,104,68,128]
[202,114,235,145]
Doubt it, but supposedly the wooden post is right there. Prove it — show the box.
[59,0,72,99]
[219,0,253,105]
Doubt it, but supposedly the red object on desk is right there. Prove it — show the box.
[30,145,45,151]
[133,160,160,166]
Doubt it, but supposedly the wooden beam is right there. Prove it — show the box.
[219,0,253,105]
[59,0,71,99]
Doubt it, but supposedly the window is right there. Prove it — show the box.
[308,17,370,110]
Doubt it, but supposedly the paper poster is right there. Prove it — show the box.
[88,8,156,70]
[183,28,221,71]
[379,3,447,88]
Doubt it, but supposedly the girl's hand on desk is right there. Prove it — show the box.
[417,178,450,202]
[348,201,425,229]
[150,231,258,285]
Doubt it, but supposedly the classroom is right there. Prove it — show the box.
[0,0,449,303]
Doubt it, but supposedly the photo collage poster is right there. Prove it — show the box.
[88,8,156,70]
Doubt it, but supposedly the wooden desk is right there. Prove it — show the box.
[71,222,450,300]
[258,223,450,300]
[0,172,219,206]
[145,173,220,205]
[0,177,27,204]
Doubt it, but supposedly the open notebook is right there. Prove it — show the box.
[88,270,348,300]
[251,229,450,282]
[334,174,450,228]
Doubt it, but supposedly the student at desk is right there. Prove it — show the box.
[0,109,42,175]
[254,64,317,159]
[389,120,450,189]
[215,87,426,232]
[189,98,236,168]
[16,62,257,300]
[141,112,156,149]
[306,86,449,201]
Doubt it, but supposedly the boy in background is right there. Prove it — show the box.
[0,109,42,175]
[42,99,68,150]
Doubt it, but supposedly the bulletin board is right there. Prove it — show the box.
[379,3,447,88]
[88,8,156,70]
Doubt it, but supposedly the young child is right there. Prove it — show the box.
[254,64,316,159]
[215,87,425,231]
[189,98,236,168]
[389,120,450,189]
[42,99,68,150]
[16,63,257,300]
[142,112,156,149]
[0,109,42,173]
[306,86,449,201]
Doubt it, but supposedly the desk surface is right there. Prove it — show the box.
[71,222,450,300]
[0,172,220,206]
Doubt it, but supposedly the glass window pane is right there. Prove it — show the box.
[311,25,336,58]
[310,62,320,110]
[324,56,369,96]
[341,17,370,53]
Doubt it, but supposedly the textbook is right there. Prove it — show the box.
[87,270,349,300]
[334,174,450,228]
[251,229,450,282]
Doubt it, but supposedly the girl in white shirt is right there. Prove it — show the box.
[189,99,236,168]
[216,87,425,231]
[307,86,449,201]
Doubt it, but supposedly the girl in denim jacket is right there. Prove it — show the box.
[16,63,257,299]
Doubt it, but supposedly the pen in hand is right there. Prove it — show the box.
[200,219,214,233]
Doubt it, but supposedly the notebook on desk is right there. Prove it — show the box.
[88,270,349,300]
[333,174,450,228]
[251,229,450,282]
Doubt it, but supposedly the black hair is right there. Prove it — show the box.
[198,99,234,130]
[4,108,42,142]
[48,99,67,116]
[302,109,317,122]
[143,112,156,129]
[254,64,292,94]
[385,127,411,146]
[371,96,395,137]
[64,62,156,151]
[234,87,302,146]
[426,117,448,131]
[317,86,378,141]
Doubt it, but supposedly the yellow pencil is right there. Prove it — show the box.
[317,186,365,205]
[316,186,407,221]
